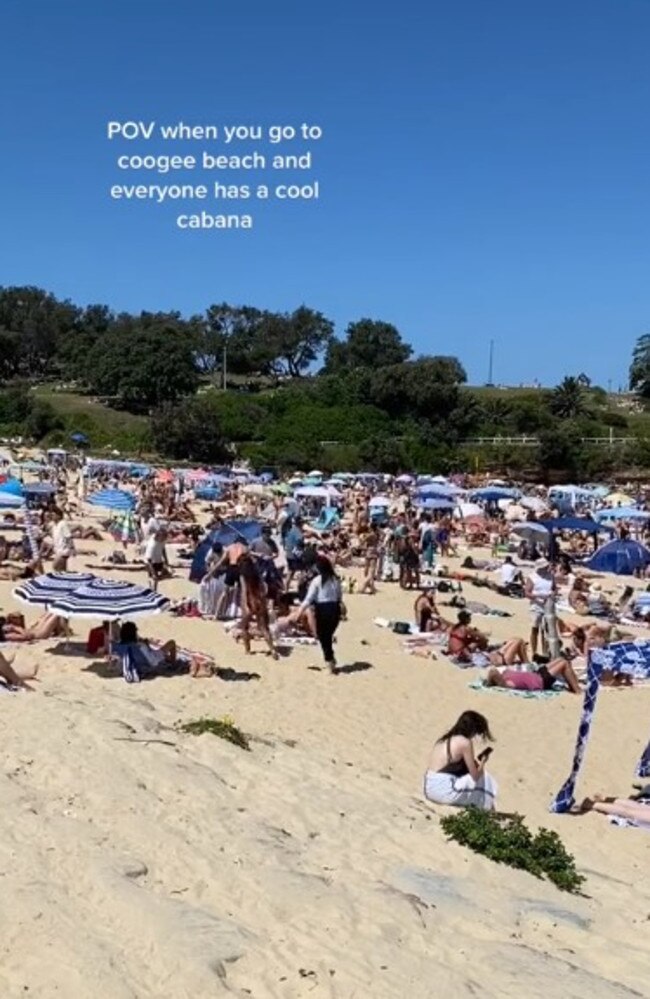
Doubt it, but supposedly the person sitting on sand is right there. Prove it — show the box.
[2,612,68,643]
[424,710,498,811]
[484,656,581,693]
[0,649,39,691]
[447,610,489,660]
[118,621,177,671]
[414,589,445,633]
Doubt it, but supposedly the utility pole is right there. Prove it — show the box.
[487,339,494,386]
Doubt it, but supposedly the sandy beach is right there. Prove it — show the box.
[2,534,650,999]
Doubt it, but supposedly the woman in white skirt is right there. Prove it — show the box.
[424,710,498,811]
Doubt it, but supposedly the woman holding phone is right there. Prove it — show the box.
[424,710,498,810]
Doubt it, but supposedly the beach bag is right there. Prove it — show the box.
[392,621,410,635]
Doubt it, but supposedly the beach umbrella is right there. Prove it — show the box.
[23,482,58,496]
[606,491,633,506]
[594,506,650,521]
[369,495,391,507]
[471,486,521,502]
[418,497,456,511]
[511,522,550,542]
[87,489,136,511]
[13,571,95,607]
[0,492,23,509]
[520,496,548,514]
[48,577,169,621]
[110,510,138,543]
[0,478,24,497]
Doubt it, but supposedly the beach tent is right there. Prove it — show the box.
[189,520,263,582]
[294,485,340,506]
[551,640,650,813]
[582,538,650,576]
[70,432,89,445]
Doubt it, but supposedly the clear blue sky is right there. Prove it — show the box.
[1,0,649,388]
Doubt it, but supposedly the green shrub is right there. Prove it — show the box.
[177,716,250,751]
[440,809,585,894]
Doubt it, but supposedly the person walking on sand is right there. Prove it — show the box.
[51,507,74,572]
[290,553,345,672]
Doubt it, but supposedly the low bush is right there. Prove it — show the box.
[177,716,250,751]
[440,809,585,894]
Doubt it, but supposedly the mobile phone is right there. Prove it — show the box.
[478,747,493,762]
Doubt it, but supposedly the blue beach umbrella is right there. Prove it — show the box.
[88,489,136,511]
[13,571,95,607]
[48,577,169,620]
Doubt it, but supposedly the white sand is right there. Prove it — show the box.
[2,543,650,998]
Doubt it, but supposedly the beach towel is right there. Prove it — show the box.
[274,635,318,647]
[468,679,561,699]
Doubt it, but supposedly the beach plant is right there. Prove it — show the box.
[177,716,251,751]
[440,809,585,894]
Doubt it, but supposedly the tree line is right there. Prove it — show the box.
[0,285,648,479]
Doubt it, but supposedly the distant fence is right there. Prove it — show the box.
[458,436,641,447]
[311,436,647,449]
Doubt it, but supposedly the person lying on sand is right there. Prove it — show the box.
[0,650,39,691]
[484,657,581,693]
[2,612,68,643]
[577,794,650,823]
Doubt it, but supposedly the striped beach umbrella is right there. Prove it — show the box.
[13,571,95,607]
[48,577,169,620]
[87,489,136,511]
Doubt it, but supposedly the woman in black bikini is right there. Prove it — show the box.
[424,711,498,810]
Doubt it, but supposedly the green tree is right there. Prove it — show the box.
[257,306,335,379]
[630,333,650,400]
[0,286,80,377]
[87,315,199,411]
[151,397,232,463]
[549,376,586,419]
[0,330,21,382]
[323,318,412,373]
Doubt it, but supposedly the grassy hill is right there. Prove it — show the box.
[33,386,150,453]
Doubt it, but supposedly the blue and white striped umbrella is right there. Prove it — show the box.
[47,577,169,620]
[87,489,136,511]
[0,493,23,509]
[13,571,95,607]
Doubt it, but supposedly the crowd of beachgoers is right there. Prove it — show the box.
[2,451,650,827]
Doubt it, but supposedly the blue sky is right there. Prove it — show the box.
[1,0,649,388]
